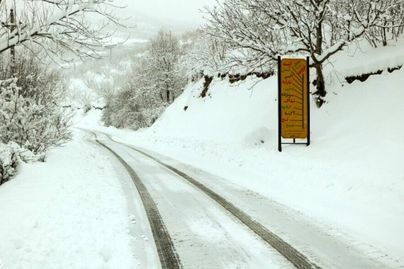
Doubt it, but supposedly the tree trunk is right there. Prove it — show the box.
[315,26,323,55]
[313,4,325,107]
[382,19,388,46]
[10,8,16,76]
[313,62,326,107]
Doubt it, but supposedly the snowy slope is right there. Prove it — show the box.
[152,77,275,144]
[91,43,404,267]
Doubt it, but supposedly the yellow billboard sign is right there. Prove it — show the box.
[278,57,310,151]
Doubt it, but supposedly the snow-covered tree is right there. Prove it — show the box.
[0,56,71,154]
[179,30,230,77]
[207,0,404,106]
[0,0,120,60]
[102,30,188,130]
[364,1,404,47]
[83,72,115,100]
[103,56,170,130]
[148,30,186,103]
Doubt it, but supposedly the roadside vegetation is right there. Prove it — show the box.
[0,0,121,185]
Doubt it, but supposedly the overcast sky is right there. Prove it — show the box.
[115,0,218,27]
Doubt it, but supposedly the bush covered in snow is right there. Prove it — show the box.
[0,54,71,153]
[0,54,71,185]
[0,142,40,185]
[0,142,19,185]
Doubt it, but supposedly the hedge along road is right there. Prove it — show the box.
[86,130,321,269]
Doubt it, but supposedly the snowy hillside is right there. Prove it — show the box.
[90,41,404,267]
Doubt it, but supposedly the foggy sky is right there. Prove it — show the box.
[115,0,218,27]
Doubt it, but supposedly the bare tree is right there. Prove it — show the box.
[364,1,404,47]
[207,0,404,106]
[180,30,230,77]
[148,30,186,103]
[0,0,121,61]
[83,71,114,99]
[102,30,188,130]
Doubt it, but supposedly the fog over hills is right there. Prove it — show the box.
[115,0,217,27]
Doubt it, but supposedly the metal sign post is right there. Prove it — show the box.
[278,56,311,152]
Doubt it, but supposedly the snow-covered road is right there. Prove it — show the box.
[92,131,295,269]
[90,130,394,269]
[0,129,398,269]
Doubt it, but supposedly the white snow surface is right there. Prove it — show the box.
[82,43,404,268]
[0,131,159,269]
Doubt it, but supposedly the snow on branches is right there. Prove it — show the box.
[0,0,122,60]
[206,0,404,106]
[103,30,188,130]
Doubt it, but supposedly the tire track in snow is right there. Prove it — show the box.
[103,133,321,269]
[89,131,182,269]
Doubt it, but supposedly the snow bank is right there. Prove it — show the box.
[0,131,151,269]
